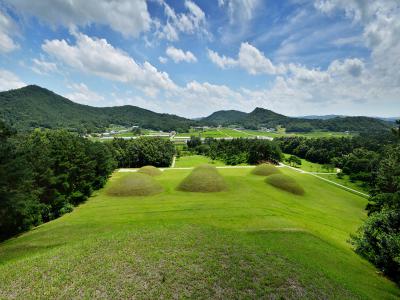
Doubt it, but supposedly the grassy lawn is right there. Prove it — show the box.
[283,153,334,173]
[0,167,398,299]
[318,173,370,194]
[174,155,226,168]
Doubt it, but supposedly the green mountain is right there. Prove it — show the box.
[202,107,391,132]
[0,85,391,133]
[0,85,195,132]
[201,110,248,124]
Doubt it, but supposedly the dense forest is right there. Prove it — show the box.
[185,137,282,165]
[0,85,392,134]
[0,121,175,241]
[351,124,400,283]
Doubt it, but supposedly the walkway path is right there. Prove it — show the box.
[279,162,369,197]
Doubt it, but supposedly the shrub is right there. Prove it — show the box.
[251,163,281,176]
[177,164,227,193]
[265,174,305,195]
[107,173,163,197]
[59,203,74,215]
[138,166,162,176]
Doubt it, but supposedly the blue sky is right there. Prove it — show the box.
[0,0,399,117]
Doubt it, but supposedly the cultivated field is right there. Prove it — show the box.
[0,165,398,299]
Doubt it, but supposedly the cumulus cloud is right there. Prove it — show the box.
[207,49,237,69]
[0,11,18,53]
[4,0,151,38]
[314,0,400,86]
[156,0,207,41]
[42,32,177,97]
[166,46,197,63]
[0,69,25,91]
[208,42,286,75]
[65,83,104,105]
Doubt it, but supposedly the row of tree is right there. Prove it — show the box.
[186,137,282,165]
[0,122,175,241]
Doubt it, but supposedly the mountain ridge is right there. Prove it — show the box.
[0,85,392,133]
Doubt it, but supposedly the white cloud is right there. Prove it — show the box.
[207,49,237,69]
[31,58,58,75]
[156,0,207,41]
[0,69,25,91]
[328,58,364,77]
[219,0,260,23]
[65,83,104,105]
[4,0,151,38]
[42,32,177,97]
[0,11,18,53]
[208,42,286,75]
[166,46,197,63]
[314,0,400,86]
[158,56,168,64]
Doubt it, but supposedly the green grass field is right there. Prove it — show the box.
[174,155,226,168]
[283,153,335,173]
[0,165,398,298]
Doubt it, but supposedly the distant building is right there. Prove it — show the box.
[191,126,210,131]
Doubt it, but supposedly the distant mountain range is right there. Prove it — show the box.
[0,85,393,133]
[301,115,398,122]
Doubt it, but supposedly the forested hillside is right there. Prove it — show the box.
[202,107,391,132]
[0,85,391,133]
[0,85,196,133]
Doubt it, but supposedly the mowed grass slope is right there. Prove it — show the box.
[0,167,399,299]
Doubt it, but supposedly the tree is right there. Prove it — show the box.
[286,155,302,167]
[391,120,400,140]
[0,121,42,240]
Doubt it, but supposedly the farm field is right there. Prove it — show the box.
[0,166,398,299]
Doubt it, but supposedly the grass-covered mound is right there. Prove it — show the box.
[266,174,305,195]
[177,164,227,193]
[138,165,162,176]
[107,173,163,196]
[251,163,281,176]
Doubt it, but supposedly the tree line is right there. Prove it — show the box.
[277,126,400,283]
[276,132,397,186]
[0,122,175,241]
[186,136,282,165]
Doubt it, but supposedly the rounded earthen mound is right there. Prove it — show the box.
[107,173,163,197]
[137,165,162,176]
[251,163,281,176]
[265,174,305,195]
[177,164,228,193]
